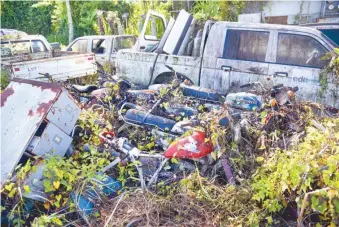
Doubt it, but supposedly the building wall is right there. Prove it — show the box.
[240,1,325,24]
[262,1,322,24]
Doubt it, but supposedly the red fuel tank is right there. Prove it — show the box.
[164,131,214,159]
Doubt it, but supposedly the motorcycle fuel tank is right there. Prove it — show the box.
[164,131,213,159]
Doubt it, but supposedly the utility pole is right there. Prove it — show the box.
[65,0,73,43]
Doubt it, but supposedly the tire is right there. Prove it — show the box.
[153,72,193,84]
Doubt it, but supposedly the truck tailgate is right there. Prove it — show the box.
[9,53,97,81]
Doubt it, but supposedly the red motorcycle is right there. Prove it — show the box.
[99,130,214,189]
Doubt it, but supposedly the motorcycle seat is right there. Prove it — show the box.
[72,85,98,93]
[125,109,176,131]
[180,84,222,102]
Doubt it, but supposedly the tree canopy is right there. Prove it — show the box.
[0,0,245,45]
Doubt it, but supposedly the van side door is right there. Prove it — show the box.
[268,32,333,106]
[211,28,273,94]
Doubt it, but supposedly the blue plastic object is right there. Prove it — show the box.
[86,175,122,199]
[218,117,230,127]
[71,193,94,216]
[99,175,122,196]
[181,84,222,102]
[71,176,121,219]
[125,109,176,131]
[225,92,262,111]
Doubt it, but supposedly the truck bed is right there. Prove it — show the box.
[2,51,97,81]
[1,51,83,65]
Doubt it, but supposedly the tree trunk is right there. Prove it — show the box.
[65,0,73,43]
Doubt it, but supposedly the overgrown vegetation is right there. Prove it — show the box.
[319,48,339,105]
[2,91,338,226]
[192,0,244,21]
[1,1,54,38]
[1,70,9,90]
[1,0,246,44]
[1,1,338,226]
[103,117,339,226]
[252,118,339,226]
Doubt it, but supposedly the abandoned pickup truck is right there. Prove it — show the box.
[1,35,97,81]
[116,10,339,108]
[65,35,136,66]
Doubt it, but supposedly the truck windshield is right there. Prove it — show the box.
[1,40,47,57]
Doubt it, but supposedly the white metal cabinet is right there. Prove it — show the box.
[0,79,81,186]
[31,123,73,158]
[46,91,81,135]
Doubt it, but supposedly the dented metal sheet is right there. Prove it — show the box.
[0,79,62,185]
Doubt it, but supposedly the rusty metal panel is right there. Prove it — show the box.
[31,122,72,158]
[0,79,62,185]
[46,90,81,135]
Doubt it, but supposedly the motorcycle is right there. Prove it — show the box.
[99,130,214,189]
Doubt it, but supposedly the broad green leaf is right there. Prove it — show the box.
[5,183,14,192]
[171,158,179,164]
[52,217,62,225]
[55,194,62,201]
[53,181,61,189]
[8,187,17,198]
[23,185,31,193]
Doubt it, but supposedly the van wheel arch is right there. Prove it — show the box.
[153,72,193,84]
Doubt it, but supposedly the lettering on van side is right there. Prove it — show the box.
[292,76,319,84]
[27,66,42,72]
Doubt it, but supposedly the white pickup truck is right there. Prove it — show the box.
[116,10,339,108]
[1,35,97,81]
[65,35,136,66]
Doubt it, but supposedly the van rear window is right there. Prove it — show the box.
[223,30,269,62]
[276,33,328,68]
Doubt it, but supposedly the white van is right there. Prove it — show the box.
[116,10,339,108]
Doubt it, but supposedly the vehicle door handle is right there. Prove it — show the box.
[140,46,146,50]
[275,72,288,77]
[221,66,232,72]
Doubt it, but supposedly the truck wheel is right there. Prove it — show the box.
[154,72,193,84]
